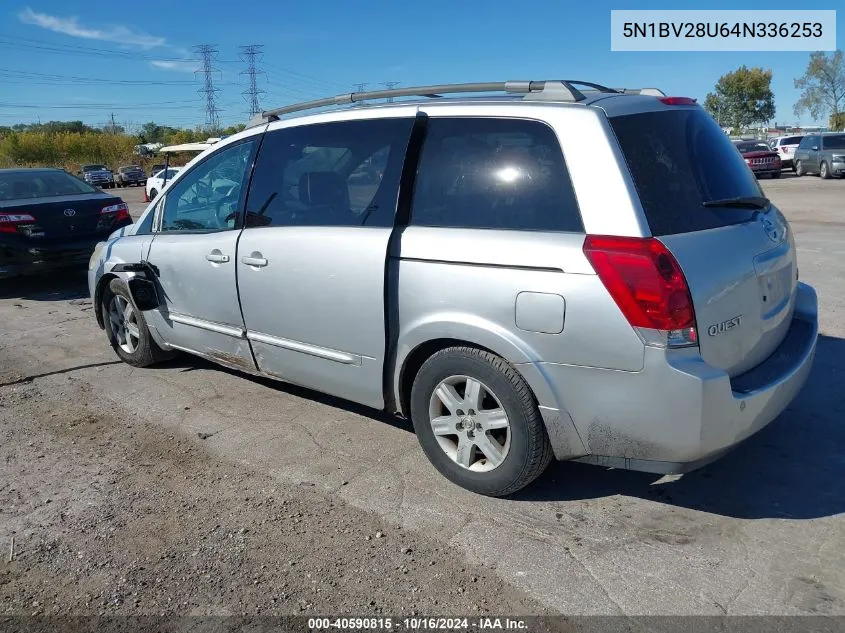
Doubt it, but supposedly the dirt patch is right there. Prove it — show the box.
[0,377,549,618]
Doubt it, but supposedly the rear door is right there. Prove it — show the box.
[236,116,415,408]
[609,108,797,376]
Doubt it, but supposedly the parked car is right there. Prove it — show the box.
[768,135,804,169]
[793,132,845,179]
[115,165,147,187]
[732,140,782,178]
[1,168,131,279]
[88,80,817,497]
[79,164,115,189]
[145,167,182,201]
[149,164,166,178]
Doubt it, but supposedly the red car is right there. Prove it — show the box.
[733,140,782,178]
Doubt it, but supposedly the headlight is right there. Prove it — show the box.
[832,154,845,162]
[89,241,106,271]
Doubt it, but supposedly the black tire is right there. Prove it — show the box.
[795,160,804,176]
[100,278,173,368]
[410,346,553,497]
[771,171,781,179]
[149,189,158,201]
[820,161,831,180]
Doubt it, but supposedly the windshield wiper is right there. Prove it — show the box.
[701,195,770,209]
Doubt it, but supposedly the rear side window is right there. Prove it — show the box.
[410,118,583,232]
[244,118,414,228]
[822,134,845,150]
[610,109,763,236]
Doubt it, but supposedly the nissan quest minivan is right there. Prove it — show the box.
[88,80,818,496]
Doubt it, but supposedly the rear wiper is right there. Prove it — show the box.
[701,196,770,209]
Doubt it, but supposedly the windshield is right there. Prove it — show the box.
[735,142,772,153]
[610,108,763,235]
[83,164,107,171]
[822,134,845,150]
[0,170,99,201]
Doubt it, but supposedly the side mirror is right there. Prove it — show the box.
[812,146,819,151]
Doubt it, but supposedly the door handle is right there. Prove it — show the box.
[205,252,230,263]
[241,254,268,267]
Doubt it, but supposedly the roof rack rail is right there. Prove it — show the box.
[248,80,665,125]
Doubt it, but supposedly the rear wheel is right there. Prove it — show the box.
[410,346,553,497]
[101,278,172,367]
[795,160,805,176]
[820,161,831,179]
[149,188,158,201]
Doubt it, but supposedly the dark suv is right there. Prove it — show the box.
[794,133,845,179]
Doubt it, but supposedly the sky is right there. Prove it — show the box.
[0,0,842,130]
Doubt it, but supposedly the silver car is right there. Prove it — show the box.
[88,80,818,496]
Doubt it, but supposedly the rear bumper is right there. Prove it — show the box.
[0,238,101,279]
[522,282,818,473]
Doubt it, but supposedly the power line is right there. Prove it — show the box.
[194,45,221,131]
[239,45,265,117]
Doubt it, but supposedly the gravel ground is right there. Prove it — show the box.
[0,370,550,619]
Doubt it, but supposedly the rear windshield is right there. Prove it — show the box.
[822,134,845,150]
[610,109,763,236]
[0,171,98,201]
[780,136,803,145]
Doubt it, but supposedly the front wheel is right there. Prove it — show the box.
[410,346,553,497]
[795,160,805,176]
[771,171,781,179]
[101,278,172,367]
[820,161,831,179]
[149,188,158,201]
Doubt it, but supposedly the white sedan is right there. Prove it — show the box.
[145,167,182,202]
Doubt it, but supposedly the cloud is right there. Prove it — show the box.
[150,60,197,73]
[18,7,166,49]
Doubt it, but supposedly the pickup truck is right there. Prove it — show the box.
[115,165,147,187]
[79,164,115,189]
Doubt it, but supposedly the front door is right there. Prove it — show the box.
[144,136,260,370]
[236,116,415,408]
[805,135,821,171]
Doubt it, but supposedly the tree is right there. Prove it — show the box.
[794,51,845,126]
[704,66,776,131]
[831,112,845,131]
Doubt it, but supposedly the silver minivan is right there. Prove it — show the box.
[88,81,818,496]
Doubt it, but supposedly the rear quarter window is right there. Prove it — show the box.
[609,109,763,236]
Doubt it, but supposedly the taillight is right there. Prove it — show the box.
[100,202,130,222]
[97,202,130,230]
[0,213,36,234]
[659,96,697,106]
[583,235,697,348]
